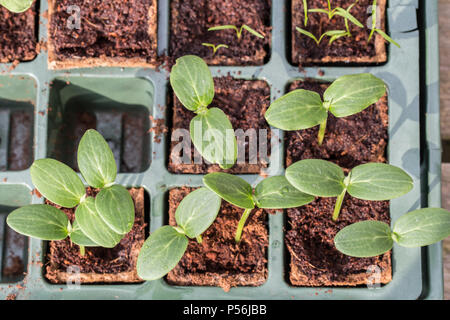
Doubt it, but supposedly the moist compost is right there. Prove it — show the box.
[0,3,37,63]
[291,0,387,65]
[8,111,33,171]
[45,187,145,284]
[169,77,271,174]
[170,0,271,65]
[166,187,268,292]
[285,80,391,286]
[48,0,157,68]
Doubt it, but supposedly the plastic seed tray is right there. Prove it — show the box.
[0,0,443,300]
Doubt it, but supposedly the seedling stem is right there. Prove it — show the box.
[235,208,253,243]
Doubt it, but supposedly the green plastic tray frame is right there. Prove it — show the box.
[0,0,442,299]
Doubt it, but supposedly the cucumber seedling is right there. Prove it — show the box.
[334,208,450,257]
[264,73,386,145]
[285,159,413,221]
[0,0,33,13]
[203,172,314,243]
[208,24,264,40]
[7,129,135,256]
[202,43,229,55]
[170,55,237,169]
[136,187,222,280]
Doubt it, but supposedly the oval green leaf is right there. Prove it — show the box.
[30,159,85,208]
[285,159,345,197]
[95,185,135,235]
[254,176,315,209]
[175,187,221,238]
[77,129,117,188]
[203,172,254,209]
[75,197,122,248]
[324,74,386,118]
[7,204,69,241]
[137,226,189,281]
[347,163,413,201]
[190,107,237,169]
[0,0,33,13]
[170,55,215,111]
[334,220,393,258]
[393,208,450,248]
[264,89,327,130]
[70,220,99,247]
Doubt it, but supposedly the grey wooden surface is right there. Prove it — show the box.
[440,0,450,300]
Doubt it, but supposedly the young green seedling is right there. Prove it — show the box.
[202,43,229,55]
[136,187,221,281]
[285,159,413,221]
[308,0,363,29]
[208,25,264,40]
[6,129,135,255]
[302,0,308,26]
[296,28,349,46]
[203,172,314,243]
[264,73,386,145]
[170,55,237,169]
[368,0,400,48]
[334,208,450,257]
[0,0,33,13]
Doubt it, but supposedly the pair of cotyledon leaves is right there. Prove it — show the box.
[137,173,314,280]
[7,130,135,249]
[170,55,237,169]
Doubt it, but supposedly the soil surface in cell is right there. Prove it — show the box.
[8,111,33,171]
[0,4,37,63]
[166,187,268,291]
[170,0,271,65]
[285,80,391,286]
[292,0,384,65]
[49,0,157,63]
[45,188,145,281]
[169,76,271,174]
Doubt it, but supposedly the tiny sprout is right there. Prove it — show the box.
[6,130,135,255]
[368,0,400,48]
[170,55,237,169]
[208,24,265,40]
[264,73,386,145]
[137,187,222,280]
[302,0,308,26]
[285,160,413,221]
[201,43,229,55]
[296,27,349,46]
[0,0,33,13]
[203,173,314,243]
[308,0,362,28]
[334,208,450,257]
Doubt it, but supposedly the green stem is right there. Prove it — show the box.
[79,245,85,257]
[318,117,328,146]
[235,208,253,244]
[332,189,347,221]
[196,235,203,244]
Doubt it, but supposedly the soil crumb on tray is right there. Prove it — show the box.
[166,187,268,292]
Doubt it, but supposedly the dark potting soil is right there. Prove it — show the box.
[170,0,272,66]
[8,111,33,171]
[48,0,157,63]
[291,0,386,65]
[0,3,37,63]
[169,76,271,174]
[45,187,145,282]
[285,80,391,286]
[51,110,150,173]
[1,227,26,279]
[166,187,268,292]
